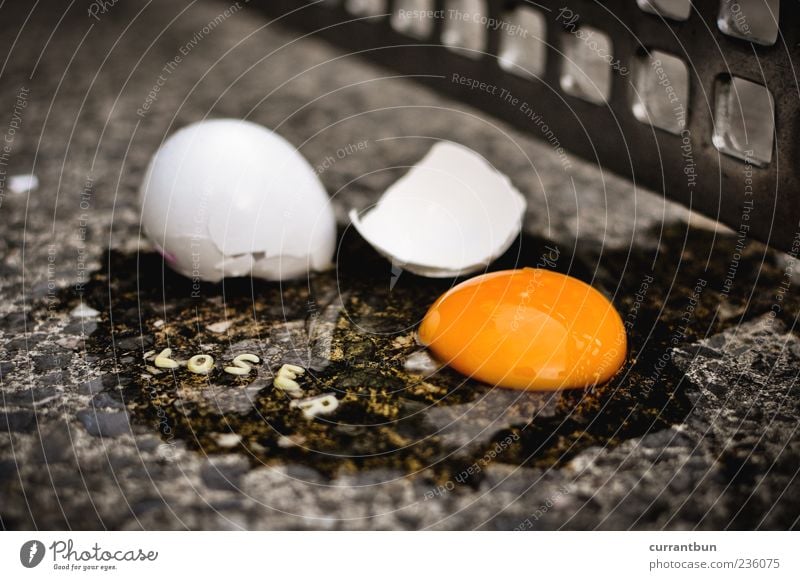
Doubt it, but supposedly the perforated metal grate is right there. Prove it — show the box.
[250,0,798,252]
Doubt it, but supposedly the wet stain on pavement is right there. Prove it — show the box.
[49,222,796,484]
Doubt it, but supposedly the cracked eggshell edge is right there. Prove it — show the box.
[348,142,527,278]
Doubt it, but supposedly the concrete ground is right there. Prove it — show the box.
[0,0,798,530]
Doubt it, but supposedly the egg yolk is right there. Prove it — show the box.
[418,268,627,390]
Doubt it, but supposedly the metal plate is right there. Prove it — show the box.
[250,0,799,252]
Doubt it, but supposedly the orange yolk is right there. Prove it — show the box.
[418,268,627,390]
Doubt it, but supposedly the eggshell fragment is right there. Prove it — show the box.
[349,142,527,277]
[8,174,39,194]
[139,119,336,282]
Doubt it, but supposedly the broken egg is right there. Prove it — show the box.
[418,268,627,390]
[349,142,526,277]
[139,119,336,282]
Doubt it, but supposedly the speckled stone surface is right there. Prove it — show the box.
[0,0,798,530]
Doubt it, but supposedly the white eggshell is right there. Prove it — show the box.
[139,119,336,282]
[349,142,527,277]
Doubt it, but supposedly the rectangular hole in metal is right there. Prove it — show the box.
[631,49,690,135]
[717,0,779,46]
[637,0,692,21]
[712,75,775,166]
[345,0,388,17]
[391,0,437,40]
[441,0,488,59]
[560,25,613,105]
[498,6,547,78]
